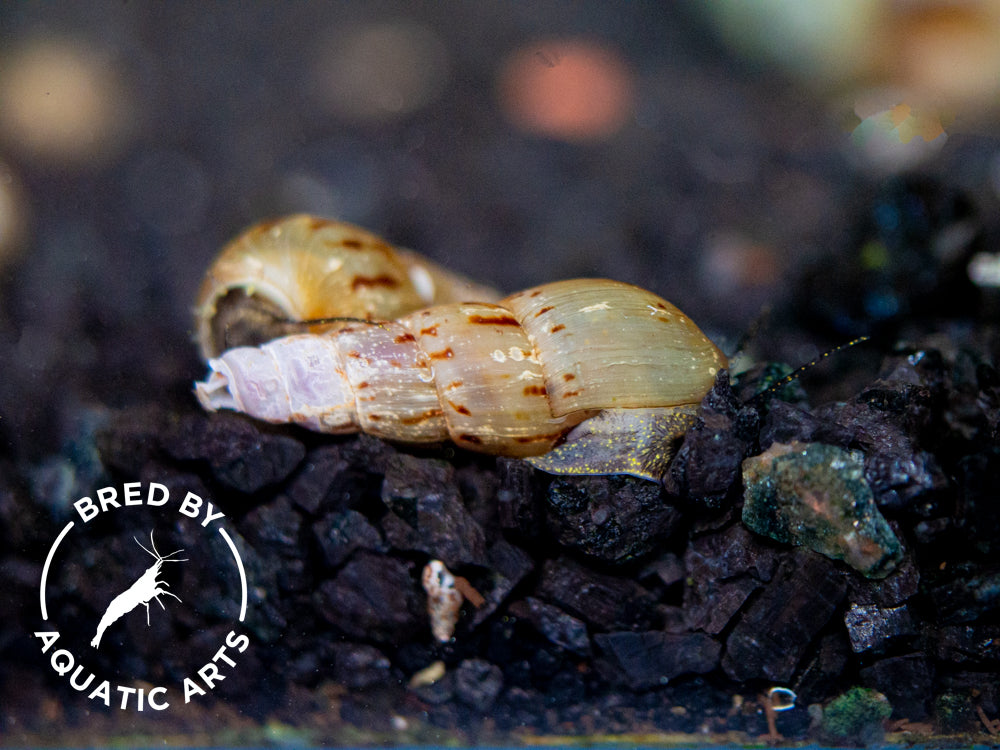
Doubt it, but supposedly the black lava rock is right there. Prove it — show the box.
[508,597,591,656]
[843,602,917,653]
[595,631,720,690]
[163,413,306,493]
[470,540,534,626]
[315,552,423,643]
[284,445,354,515]
[665,371,748,510]
[312,508,386,569]
[721,550,847,682]
[926,563,1000,624]
[536,556,663,632]
[331,642,394,690]
[380,454,487,567]
[453,658,504,711]
[545,475,682,563]
[934,624,1000,667]
[860,652,933,720]
[683,524,779,634]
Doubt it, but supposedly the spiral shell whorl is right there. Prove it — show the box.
[194,214,499,360]
[502,279,725,414]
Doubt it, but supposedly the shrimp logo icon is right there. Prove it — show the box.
[90,532,188,649]
[34,482,253,712]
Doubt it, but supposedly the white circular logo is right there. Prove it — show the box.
[35,482,251,712]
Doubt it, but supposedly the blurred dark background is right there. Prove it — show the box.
[2,0,999,470]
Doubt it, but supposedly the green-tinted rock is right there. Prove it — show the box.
[742,441,902,578]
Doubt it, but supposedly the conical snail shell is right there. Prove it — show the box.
[194,214,500,360]
[196,277,727,480]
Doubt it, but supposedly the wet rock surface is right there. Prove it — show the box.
[544,475,682,562]
[742,441,903,577]
[843,602,918,653]
[722,550,848,682]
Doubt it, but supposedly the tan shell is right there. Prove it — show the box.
[194,214,499,360]
[502,278,726,414]
[196,278,727,480]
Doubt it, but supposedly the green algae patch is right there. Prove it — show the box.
[822,686,893,743]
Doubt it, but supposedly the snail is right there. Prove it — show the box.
[194,219,727,481]
[194,214,500,360]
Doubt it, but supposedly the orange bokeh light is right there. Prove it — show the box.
[498,40,634,142]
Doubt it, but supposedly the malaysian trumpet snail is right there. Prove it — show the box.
[194,216,727,481]
[194,215,500,360]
